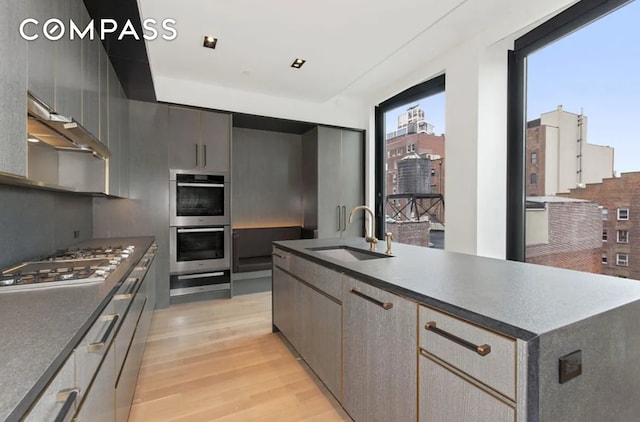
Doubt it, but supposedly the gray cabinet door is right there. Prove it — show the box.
[55,0,82,120]
[343,277,417,422]
[419,354,515,422]
[169,106,201,169]
[317,126,343,238]
[119,84,129,197]
[81,4,100,139]
[98,47,109,144]
[201,111,231,171]
[0,1,27,176]
[26,0,55,107]
[309,290,342,400]
[75,343,116,422]
[273,267,294,339]
[108,63,121,196]
[292,277,312,361]
[341,130,364,238]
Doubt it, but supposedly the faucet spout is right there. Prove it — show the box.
[348,205,378,251]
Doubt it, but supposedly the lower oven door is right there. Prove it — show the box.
[170,226,231,273]
[170,270,231,297]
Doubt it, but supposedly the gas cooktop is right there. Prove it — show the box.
[0,245,135,292]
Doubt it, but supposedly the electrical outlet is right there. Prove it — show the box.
[559,350,582,384]
[73,230,80,239]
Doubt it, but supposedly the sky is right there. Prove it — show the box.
[385,0,639,174]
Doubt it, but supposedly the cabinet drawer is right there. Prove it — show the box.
[419,354,515,422]
[115,289,146,373]
[76,302,118,403]
[289,254,342,301]
[419,306,516,400]
[24,353,77,422]
[272,247,290,271]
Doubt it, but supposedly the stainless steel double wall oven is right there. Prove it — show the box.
[169,169,231,296]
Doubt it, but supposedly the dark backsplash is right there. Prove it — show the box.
[0,185,93,268]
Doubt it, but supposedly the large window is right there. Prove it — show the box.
[509,0,639,281]
[375,75,445,249]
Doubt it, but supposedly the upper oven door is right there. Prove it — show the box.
[170,170,230,226]
[170,226,231,274]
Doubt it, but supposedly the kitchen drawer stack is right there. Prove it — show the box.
[23,244,157,422]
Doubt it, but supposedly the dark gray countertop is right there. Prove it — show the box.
[0,236,154,422]
[274,238,640,340]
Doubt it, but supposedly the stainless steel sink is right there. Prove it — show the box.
[306,245,391,262]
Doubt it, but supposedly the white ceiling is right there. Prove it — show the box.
[138,0,573,107]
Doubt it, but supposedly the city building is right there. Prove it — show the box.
[525,197,602,273]
[526,106,614,196]
[561,172,640,280]
[385,106,445,226]
[386,105,435,139]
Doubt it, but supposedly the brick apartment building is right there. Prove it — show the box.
[560,172,640,281]
[385,132,445,223]
[526,197,603,273]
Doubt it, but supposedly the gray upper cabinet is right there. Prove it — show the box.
[0,1,27,176]
[340,130,365,238]
[119,85,130,198]
[317,126,343,238]
[99,46,109,144]
[317,126,364,239]
[26,0,55,107]
[168,106,231,171]
[108,63,121,195]
[201,110,231,171]
[169,106,200,170]
[81,6,100,138]
[342,277,417,422]
[55,0,82,121]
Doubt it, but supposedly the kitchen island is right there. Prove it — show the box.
[273,237,640,422]
[0,237,156,422]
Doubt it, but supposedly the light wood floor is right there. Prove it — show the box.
[129,292,351,422]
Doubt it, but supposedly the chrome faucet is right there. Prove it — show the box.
[348,205,378,251]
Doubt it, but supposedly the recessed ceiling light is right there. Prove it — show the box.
[203,35,218,49]
[291,58,306,69]
[27,137,40,143]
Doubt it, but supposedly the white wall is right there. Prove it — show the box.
[156,0,580,259]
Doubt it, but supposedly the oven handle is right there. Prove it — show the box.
[178,272,226,280]
[177,227,226,233]
[177,183,225,188]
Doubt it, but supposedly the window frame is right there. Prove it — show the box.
[374,74,445,239]
[602,208,609,220]
[616,253,629,267]
[617,230,629,243]
[602,252,608,264]
[602,229,608,242]
[617,207,629,220]
[507,0,632,261]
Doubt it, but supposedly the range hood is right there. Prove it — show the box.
[27,94,110,160]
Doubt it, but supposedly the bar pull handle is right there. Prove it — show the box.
[114,277,139,300]
[177,272,225,280]
[272,252,288,259]
[203,144,207,167]
[136,258,150,271]
[342,205,346,232]
[337,206,341,232]
[350,288,393,310]
[88,314,119,352]
[425,321,492,356]
[195,144,199,167]
[54,388,79,422]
